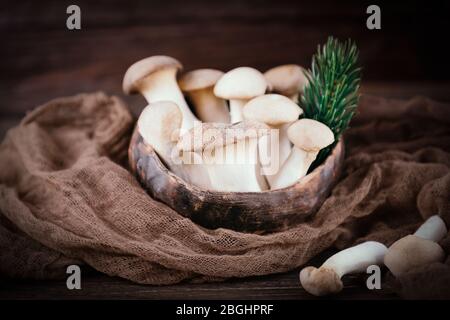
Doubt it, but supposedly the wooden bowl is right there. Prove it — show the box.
[129,126,345,234]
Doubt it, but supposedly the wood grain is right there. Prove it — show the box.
[1,1,449,116]
[0,253,398,300]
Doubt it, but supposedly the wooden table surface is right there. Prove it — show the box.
[0,0,449,300]
[0,268,398,300]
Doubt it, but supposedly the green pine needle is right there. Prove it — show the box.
[300,36,361,168]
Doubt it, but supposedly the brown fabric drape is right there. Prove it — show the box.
[0,92,449,298]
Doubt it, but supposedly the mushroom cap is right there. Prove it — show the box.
[123,56,182,94]
[178,69,224,92]
[287,119,334,152]
[213,67,267,100]
[299,266,343,296]
[243,94,303,126]
[177,120,269,152]
[264,64,308,96]
[137,101,182,147]
[384,235,445,277]
[414,215,448,242]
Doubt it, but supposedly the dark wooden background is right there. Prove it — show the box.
[0,0,449,299]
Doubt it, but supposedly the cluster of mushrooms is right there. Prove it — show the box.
[122,56,447,297]
[300,215,448,296]
[123,55,334,192]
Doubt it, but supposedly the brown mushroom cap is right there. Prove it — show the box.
[287,119,334,152]
[178,69,224,92]
[264,64,308,96]
[213,67,267,100]
[243,94,303,126]
[384,235,446,277]
[123,56,182,94]
[177,121,269,152]
[299,266,343,296]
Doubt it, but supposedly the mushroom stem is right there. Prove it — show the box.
[139,68,197,133]
[270,147,316,190]
[258,124,293,178]
[205,137,268,191]
[176,122,269,192]
[242,94,302,186]
[269,119,334,190]
[137,102,184,176]
[173,150,212,189]
[258,134,279,183]
[189,89,230,123]
[278,123,293,166]
[229,99,246,123]
[300,241,388,296]
[322,242,388,277]
[414,215,447,242]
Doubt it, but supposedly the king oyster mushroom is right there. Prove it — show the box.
[384,215,447,277]
[137,101,210,189]
[123,55,198,133]
[243,94,303,186]
[176,121,270,192]
[264,64,308,101]
[270,118,334,190]
[178,68,230,123]
[214,67,268,124]
[300,241,388,296]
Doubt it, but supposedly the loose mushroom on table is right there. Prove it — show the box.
[300,241,388,296]
[384,215,447,277]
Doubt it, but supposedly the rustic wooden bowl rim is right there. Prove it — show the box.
[147,138,344,196]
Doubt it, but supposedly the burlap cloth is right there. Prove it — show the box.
[0,92,449,298]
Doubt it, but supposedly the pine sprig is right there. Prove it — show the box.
[300,36,361,167]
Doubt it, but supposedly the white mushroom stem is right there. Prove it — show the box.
[258,134,279,181]
[270,147,316,190]
[188,89,230,123]
[278,124,292,165]
[229,99,247,124]
[258,124,292,185]
[172,150,212,189]
[203,138,268,192]
[138,104,174,167]
[321,242,388,277]
[414,215,447,242]
[139,68,198,133]
[300,241,388,296]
